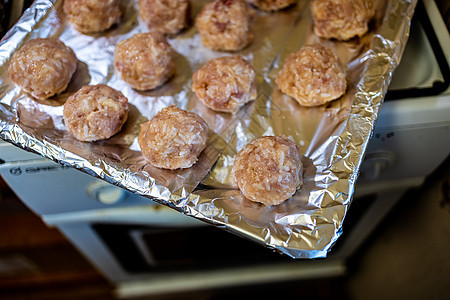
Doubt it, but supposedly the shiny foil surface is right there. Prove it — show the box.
[0,0,417,258]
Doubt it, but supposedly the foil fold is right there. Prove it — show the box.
[0,0,417,258]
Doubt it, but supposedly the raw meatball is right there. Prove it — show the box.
[232,136,303,206]
[138,0,189,35]
[276,44,346,107]
[64,0,121,33]
[311,0,374,40]
[138,105,209,170]
[196,0,253,51]
[63,84,129,142]
[114,33,175,91]
[192,56,256,113]
[246,0,297,11]
[9,38,77,100]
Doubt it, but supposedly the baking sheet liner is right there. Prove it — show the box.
[0,0,417,258]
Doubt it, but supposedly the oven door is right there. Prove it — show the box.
[52,216,346,297]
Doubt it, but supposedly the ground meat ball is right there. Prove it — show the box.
[192,56,256,113]
[9,38,77,100]
[64,0,121,33]
[138,0,189,35]
[138,105,209,170]
[311,0,374,40]
[246,0,297,11]
[114,33,175,91]
[232,136,303,206]
[63,84,129,142]
[275,44,346,107]
[196,0,253,51]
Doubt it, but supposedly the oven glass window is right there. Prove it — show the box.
[92,224,291,274]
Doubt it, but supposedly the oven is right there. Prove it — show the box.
[0,0,449,297]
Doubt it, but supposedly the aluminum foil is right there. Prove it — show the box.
[0,0,417,258]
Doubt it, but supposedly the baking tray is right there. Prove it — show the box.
[0,0,417,258]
